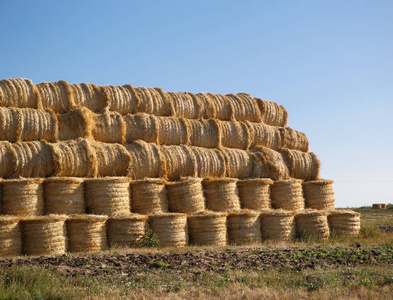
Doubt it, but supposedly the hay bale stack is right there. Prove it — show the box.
[166,177,205,214]
[156,116,188,145]
[167,92,201,119]
[246,121,281,150]
[280,149,320,180]
[295,210,330,240]
[250,147,290,181]
[124,113,158,144]
[194,93,216,119]
[21,215,67,256]
[0,141,15,178]
[186,119,220,148]
[222,148,253,179]
[148,213,188,247]
[104,84,140,115]
[44,177,85,215]
[0,107,20,142]
[85,177,131,216]
[0,78,39,108]
[161,145,196,180]
[70,83,109,113]
[66,214,108,253]
[0,216,22,257]
[91,141,130,177]
[107,214,148,247]
[255,98,288,127]
[187,212,227,246]
[237,178,273,210]
[1,178,44,217]
[219,120,251,150]
[192,146,226,178]
[126,140,165,179]
[372,203,386,209]
[227,210,262,245]
[135,87,172,116]
[207,93,233,121]
[57,107,93,140]
[260,210,296,241]
[92,111,126,143]
[51,139,97,177]
[130,178,168,215]
[36,80,73,113]
[328,210,361,235]
[280,127,309,152]
[270,179,305,211]
[302,180,335,210]
[226,94,261,122]
[203,178,241,212]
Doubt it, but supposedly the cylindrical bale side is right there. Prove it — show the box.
[246,121,281,150]
[130,178,168,215]
[249,147,290,181]
[135,87,172,116]
[36,80,74,113]
[225,94,253,122]
[186,118,220,148]
[93,111,126,144]
[327,210,361,235]
[107,214,148,247]
[70,83,110,113]
[280,149,320,180]
[104,84,140,115]
[221,148,254,179]
[148,213,188,247]
[0,107,20,142]
[302,180,335,210]
[124,113,158,144]
[203,178,241,212]
[232,93,262,122]
[255,98,288,127]
[161,145,196,180]
[192,146,226,178]
[0,78,39,108]
[260,210,296,242]
[195,93,217,119]
[295,210,330,240]
[207,93,234,121]
[0,216,22,257]
[167,92,201,119]
[219,120,251,150]
[270,179,305,211]
[0,141,15,178]
[187,212,227,246]
[280,127,309,152]
[227,210,262,245]
[237,178,273,210]
[156,116,188,145]
[57,107,93,140]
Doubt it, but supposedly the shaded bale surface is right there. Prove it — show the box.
[124,113,158,144]
[136,87,172,116]
[246,121,281,150]
[186,118,220,148]
[104,84,140,115]
[250,147,290,181]
[187,212,227,246]
[157,116,188,145]
[237,178,273,210]
[130,178,168,215]
[280,127,309,152]
[0,141,15,178]
[148,213,188,247]
[0,216,22,257]
[161,145,196,180]
[91,141,130,177]
[203,178,241,212]
[255,98,288,127]
[328,210,361,235]
[260,210,296,241]
[231,93,262,122]
[0,78,39,109]
[207,93,233,121]
[36,80,74,113]
[280,149,320,180]
[222,148,253,179]
[194,93,217,119]
[93,111,126,144]
[303,180,335,210]
[57,107,93,141]
[295,210,330,240]
[167,92,200,119]
[70,83,109,113]
[219,120,251,150]
[192,147,226,178]
[107,214,148,247]
[270,179,305,211]
[227,210,262,245]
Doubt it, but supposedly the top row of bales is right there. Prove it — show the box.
[0,79,288,126]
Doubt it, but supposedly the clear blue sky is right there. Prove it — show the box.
[1,0,392,207]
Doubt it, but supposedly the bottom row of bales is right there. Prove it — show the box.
[0,209,360,257]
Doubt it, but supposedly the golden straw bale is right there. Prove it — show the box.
[302,180,335,210]
[255,98,288,127]
[166,177,205,214]
[372,203,383,209]
[219,120,251,150]
[187,212,227,246]
[280,149,320,180]
[156,116,188,145]
[10,141,54,178]
[66,214,108,253]
[260,210,296,241]
[104,84,140,115]
[221,148,254,179]
[57,107,93,140]
[194,93,217,119]
[237,178,273,210]
[148,213,188,247]
[203,178,241,212]
[207,93,234,120]
[295,210,330,240]
[124,113,158,144]
[327,210,361,235]
[0,216,22,257]
[51,139,97,177]
[167,92,201,119]
[186,119,220,148]
[0,78,39,108]
[270,179,305,211]
[85,177,131,216]
[250,147,290,181]
[126,140,165,179]
[280,127,309,152]
[93,111,126,144]
[161,145,196,180]
[44,177,85,215]
[0,141,14,178]
[246,121,281,150]
[0,107,20,142]
[21,215,67,256]
[107,214,148,247]
[36,80,74,113]
[91,141,130,177]
[135,87,172,116]
[130,178,168,215]
[1,178,44,217]
[227,210,262,245]
[192,147,226,178]
[70,83,109,113]
[226,94,261,122]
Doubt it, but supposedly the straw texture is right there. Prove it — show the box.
[303,180,335,210]
[136,87,172,116]
[255,98,288,127]
[161,145,196,180]
[246,121,281,150]
[124,113,158,144]
[280,149,320,180]
[203,178,241,212]
[222,148,253,179]
[187,212,227,246]
[0,78,39,108]
[167,92,200,119]
[186,118,220,148]
[194,93,216,119]
[148,213,188,247]
[104,84,140,115]
[260,210,296,241]
[57,107,93,140]
[70,83,109,113]
[36,80,74,113]
[91,141,130,177]
[295,210,330,240]
[0,216,22,257]
[373,203,386,209]
[230,93,262,122]
[107,214,148,247]
[219,120,251,150]
[250,147,290,181]
[130,178,168,215]
[328,210,361,235]
[93,111,126,143]
[270,179,305,211]
[0,141,15,178]
[280,127,309,152]
[192,147,226,178]
[207,93,233,120]
[237,178,273,210]
[227,210,262,244]
[157,116,188,145]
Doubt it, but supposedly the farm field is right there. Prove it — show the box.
[0,207,392,299]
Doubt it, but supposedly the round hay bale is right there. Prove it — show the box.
[161,145,196,180]
[85,177,131,216]
[167,92,201,119]
[372,203,382,209]
[246,121,281,150]
[0,107,20,142]
[237,178,273,210]
[166,177,205,214]
[44,177,85,215]
[124,113,158,144]
[0,141,15,178]
[21,215,67,256]
[91,141,130,177]
[187,212,227,246]
[51,139,97,177]
[195,93,216,119]
[66,214,108,253]
[255,98,288,127]
[270,179,305,211]
[327,210,361,235]
[70,83,110,113]
[226,94,261,122]
[260,210,296,241]
[126,140,165,179]
[295,210,330,240]
[36,80,74,113]
[250,147,290,181]
[0,216,22,257]
[135,87,172,116]
[130,178,168,215]
[93,111,126,143]
[207,93,233,121]
[57,107,93,140]
[186,118,220,148]
[280,127,309,152]
[104,84,140,115]
[148,213,188,247]
[1,178,44,217]
[219,120,251,150]
[107,214,148,247]
[157,116,188,145]
[280,149,320,180]
[302,180,335,210]
[203,178,241,212]
[192,146,226,178]
[0,78,39,108]
[227,210,262,245]
[222,148,254,179]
